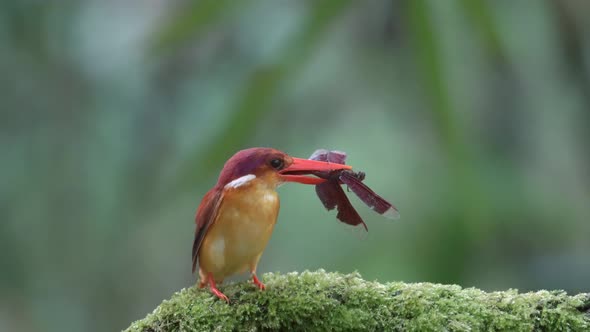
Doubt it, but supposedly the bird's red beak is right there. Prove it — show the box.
[278,157,352,185]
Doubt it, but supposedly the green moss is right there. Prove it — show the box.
[125,270,590,332]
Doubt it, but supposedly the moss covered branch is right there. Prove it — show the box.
[125,270,590,331]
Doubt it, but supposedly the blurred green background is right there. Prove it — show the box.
[2,1,590,331]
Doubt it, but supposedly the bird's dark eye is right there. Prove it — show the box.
[269,158,284,170]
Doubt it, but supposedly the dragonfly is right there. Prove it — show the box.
[308,149,400,231]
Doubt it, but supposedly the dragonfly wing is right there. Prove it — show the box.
[339,171,400,219]
[309,149,347,164]
[315,180,367,230]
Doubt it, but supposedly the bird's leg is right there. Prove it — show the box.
[207,273,229,303]
[251,273,266,290]
[249,259,266,290]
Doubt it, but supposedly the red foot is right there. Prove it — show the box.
[252,274,266,290]
[208,274,229,303]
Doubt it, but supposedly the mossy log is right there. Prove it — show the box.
[125,270,590,331]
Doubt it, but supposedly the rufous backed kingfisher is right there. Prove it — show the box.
[192,147,352,302]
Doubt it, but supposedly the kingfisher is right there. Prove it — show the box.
[192,147,352,302]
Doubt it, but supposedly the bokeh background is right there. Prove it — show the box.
[2,0,590,331]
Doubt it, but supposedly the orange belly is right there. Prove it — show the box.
[198,185,280,282]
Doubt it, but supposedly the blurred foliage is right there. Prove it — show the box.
[1,1,590,332]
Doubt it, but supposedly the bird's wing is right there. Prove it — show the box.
[192,187,224,273]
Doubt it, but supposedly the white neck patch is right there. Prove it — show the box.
[225,174,256,189]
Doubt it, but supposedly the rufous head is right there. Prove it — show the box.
[216,147,352,189]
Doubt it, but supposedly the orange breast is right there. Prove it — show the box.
[198,180,280,281]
